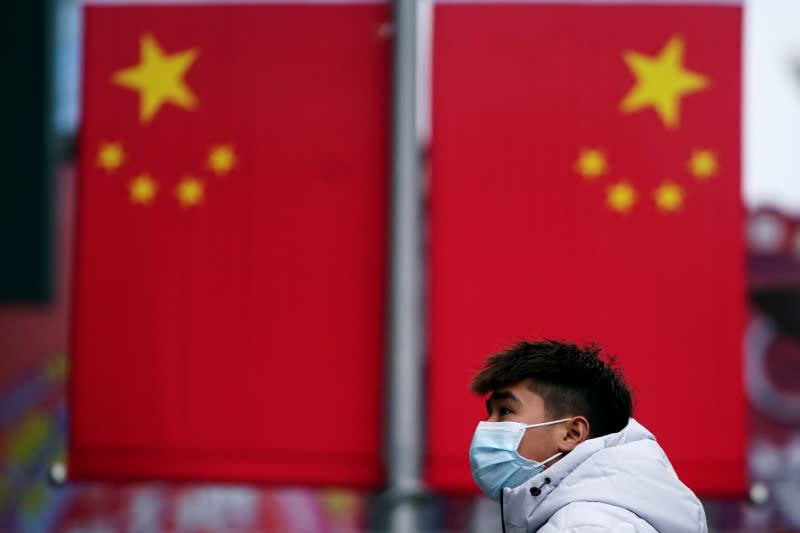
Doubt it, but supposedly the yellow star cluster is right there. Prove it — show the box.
[97,142,237,208]
[574,148,718,214]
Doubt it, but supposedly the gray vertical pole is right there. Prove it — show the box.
[386,0,424,530]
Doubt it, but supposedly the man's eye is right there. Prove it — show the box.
[498,407,512,416]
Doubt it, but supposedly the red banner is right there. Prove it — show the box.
[71,4,389,486]
[427,3,745,496]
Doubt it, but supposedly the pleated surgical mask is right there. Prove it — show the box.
[468,418,570,500]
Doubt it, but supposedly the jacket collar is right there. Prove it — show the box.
[501,418,652,531]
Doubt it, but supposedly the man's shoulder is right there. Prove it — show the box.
[537,501,659,533]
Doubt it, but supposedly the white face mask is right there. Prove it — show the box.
[468,418,571,500]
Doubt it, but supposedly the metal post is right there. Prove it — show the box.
[386,0,425,530]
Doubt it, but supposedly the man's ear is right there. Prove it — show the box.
[556,416,590,453]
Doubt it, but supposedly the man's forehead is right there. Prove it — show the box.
[490,379,534,396]
[487,380,547,404]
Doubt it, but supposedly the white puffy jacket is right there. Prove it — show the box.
[500,419,708,533]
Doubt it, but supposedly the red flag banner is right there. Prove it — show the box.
[71,3,390,485]
[427,3,744,496]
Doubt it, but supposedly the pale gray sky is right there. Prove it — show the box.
[745,0,800,214]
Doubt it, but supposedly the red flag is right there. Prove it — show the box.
[71,4,390,486]
[427,3,744,496]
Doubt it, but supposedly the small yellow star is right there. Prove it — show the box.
[575,149,607,180]
[112,34,198,124]
[654,181,684,212]
[176,177,204,207]
[207,145,236,176]
[129,174,157,205]
[620,35,709,129]
[607,181,637,213]
[97,142,125,173]
[688,149,718,180]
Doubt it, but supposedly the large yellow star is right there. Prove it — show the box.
[575,149,607,180]
[607,181,637,213]
[619,36,709,129]
[112,34,198,124]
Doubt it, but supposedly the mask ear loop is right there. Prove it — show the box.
[523,417,573,429]
[540,451,562,465]
[514,418,569,465]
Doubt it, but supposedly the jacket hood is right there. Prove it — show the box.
[502,418,707,532]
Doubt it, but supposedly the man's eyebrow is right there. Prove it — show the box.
[490,390,521,403]
[485,390,521,414]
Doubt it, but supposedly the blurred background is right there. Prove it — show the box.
[2,0,800,531]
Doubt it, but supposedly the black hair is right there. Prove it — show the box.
[471,339,633,438]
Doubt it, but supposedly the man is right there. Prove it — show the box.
[469,339,708,533]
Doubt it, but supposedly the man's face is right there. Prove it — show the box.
[485,379,564,464]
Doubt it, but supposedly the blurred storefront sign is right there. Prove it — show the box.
[746,209,800,530]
